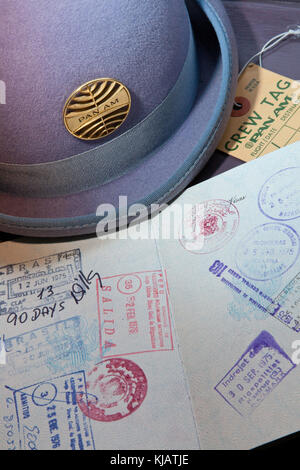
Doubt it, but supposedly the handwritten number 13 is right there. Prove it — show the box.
[37,285,54,300]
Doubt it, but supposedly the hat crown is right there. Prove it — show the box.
[0,0,191,164]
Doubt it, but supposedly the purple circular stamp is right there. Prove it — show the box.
[236,223,300,281]
[258,167,300,221]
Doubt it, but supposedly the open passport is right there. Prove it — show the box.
[1,141,300,450]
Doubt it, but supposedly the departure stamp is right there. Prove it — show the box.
[215,331,296,416]
[97,270,174,358]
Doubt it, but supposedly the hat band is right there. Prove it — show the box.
[0,25,198,198]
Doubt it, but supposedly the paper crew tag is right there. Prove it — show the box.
[218,64,300,162]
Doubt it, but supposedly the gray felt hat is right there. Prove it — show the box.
[0,0,238,237]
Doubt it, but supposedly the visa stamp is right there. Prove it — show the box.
[208,259,287,324]
[215,331,296,416]
[9,370,95,450]
[266,271,300,332]
[258,167,300,221]
[236,223,300,281]
[97,270,174,358]
[179,199,239,254]
[2,316,100,381]
[77,358,147,422]
[0,249,82,316]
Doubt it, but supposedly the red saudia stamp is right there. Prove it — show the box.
[97,270,174,358]
[77,358,147,422]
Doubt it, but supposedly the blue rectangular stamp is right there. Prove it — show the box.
[0,249,82,315]
[3,316,100,380]
[215,331,296,416]
[266,272,300,332]
[12,370,95,450]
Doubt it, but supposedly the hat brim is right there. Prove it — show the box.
[0,0,238,237]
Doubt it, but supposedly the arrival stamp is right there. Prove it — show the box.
[236,223,300,281]
[0,249,82,316]
[11,370,94,450]
[215,331,296,416]
[2,316,100,381]
[258,167,300,221]
[97,270,174,358]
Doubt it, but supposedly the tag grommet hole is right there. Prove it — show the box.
[233,102,243,111]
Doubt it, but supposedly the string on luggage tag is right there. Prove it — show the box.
[234,26,300,108]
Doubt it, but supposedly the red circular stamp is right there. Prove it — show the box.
[117,274,142,295]
[179,199,239,254]
[77,358,147,422]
